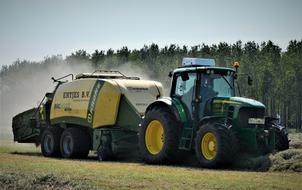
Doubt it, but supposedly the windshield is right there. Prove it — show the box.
[200,72,234,98]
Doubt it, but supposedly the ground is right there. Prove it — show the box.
[0,132,301,190]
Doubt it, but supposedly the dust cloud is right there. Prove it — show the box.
[0,61,94,140]
[0,60,163,141]
[108,63,171,95]
[114,63,152,80]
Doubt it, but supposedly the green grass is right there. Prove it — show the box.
[0,140,301,190]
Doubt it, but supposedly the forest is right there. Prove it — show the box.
[0,40,301,130]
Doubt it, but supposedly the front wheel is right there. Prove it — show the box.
[195,123,238,168]
[139,107,183,164]
[275,128,289,151]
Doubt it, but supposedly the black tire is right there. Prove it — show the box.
[60,127,90,158]
[139,107,183,164]
[41,127,63,157]
[275,129,289,151]
[195,123,238,168]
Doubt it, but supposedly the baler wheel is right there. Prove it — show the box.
[195,123,238,168]
[41,127,62,157]
[139,107,183,164]
[60,127,90,158]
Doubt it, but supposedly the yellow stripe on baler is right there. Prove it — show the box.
[93,82,121,128]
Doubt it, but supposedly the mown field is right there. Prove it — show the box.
[0,132,302,190]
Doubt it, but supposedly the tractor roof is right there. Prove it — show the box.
[176,58,235,74]
[173,66,235,74]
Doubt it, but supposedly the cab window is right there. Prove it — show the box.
[173,72,196,116]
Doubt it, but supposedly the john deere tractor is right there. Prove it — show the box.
[139,58,289,168]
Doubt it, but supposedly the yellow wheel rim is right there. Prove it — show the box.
[145,120,165,155]
[201,132,217,160]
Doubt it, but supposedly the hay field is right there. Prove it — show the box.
[0,132,301,190]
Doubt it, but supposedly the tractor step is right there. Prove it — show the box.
[179,127,194,150]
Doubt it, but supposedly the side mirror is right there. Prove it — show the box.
[168,71,173,78]
[248,75,253,86]
[181,72,189,81]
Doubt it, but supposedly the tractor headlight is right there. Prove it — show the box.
[248,118,265,125]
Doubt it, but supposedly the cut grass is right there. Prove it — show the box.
[232,132,302,172]
[1,152,302,190]
[289,132,302,149]
[0,172,95,190]
[0,131,301,189]
[1,140,302,190]
[269,149,302,172]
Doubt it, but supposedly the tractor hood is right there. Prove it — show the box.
[211,96,265,112]
[229,97,265,108]
[210,96,266,128]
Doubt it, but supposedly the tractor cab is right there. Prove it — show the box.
[170,59,235,121]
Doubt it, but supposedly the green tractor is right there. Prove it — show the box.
[139,58,289,168]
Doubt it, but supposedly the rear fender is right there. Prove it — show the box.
[145,97,189,124]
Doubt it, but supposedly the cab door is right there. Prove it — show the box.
[172,72,197,119]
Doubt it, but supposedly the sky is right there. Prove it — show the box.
[0,0,301,66]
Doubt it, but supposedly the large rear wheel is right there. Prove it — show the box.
[60,127,90,158]
[139,107,183,164]
[195,123,238,168]
[41,127,62,157]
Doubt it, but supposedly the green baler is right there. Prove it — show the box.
[12,71,163,160]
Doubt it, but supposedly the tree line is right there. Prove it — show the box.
[1,40,301,130]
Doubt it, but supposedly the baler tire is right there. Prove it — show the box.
[139,107,183,164]
[195,123,238,168]
[41,127,63,157]
[275,129,289,151]
[60,127,90,159]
